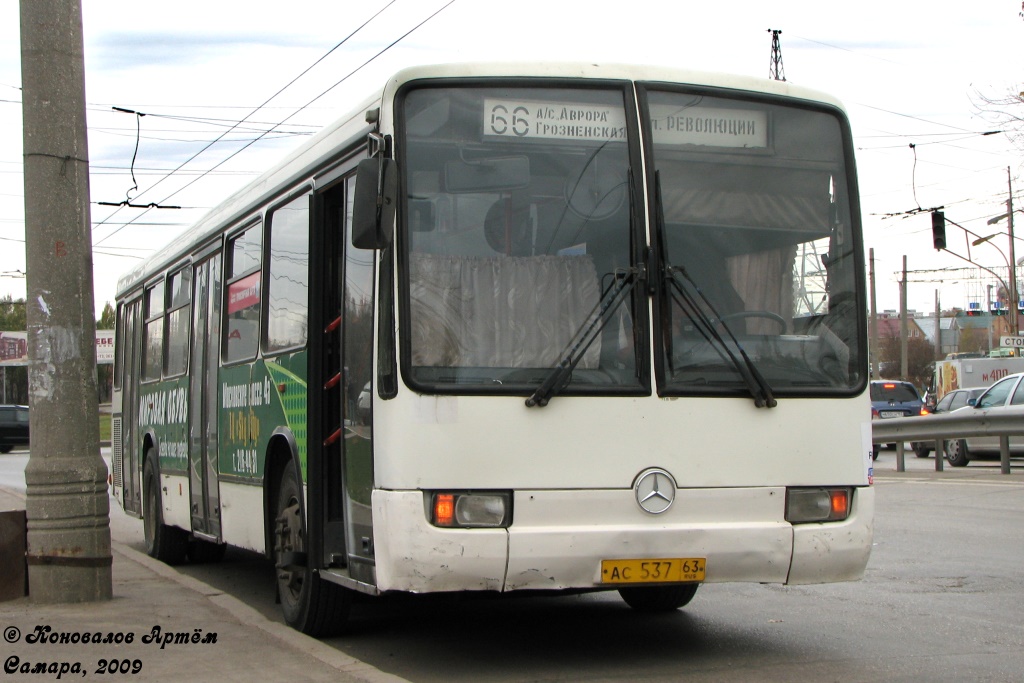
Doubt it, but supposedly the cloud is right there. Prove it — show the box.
[88,31,319,71]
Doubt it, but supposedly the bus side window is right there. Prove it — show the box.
[265,194,310,354]
[164,266,192,376]
[224,222,263,363]
[142,280,164,381]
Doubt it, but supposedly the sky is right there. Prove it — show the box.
[1,0,1022,319]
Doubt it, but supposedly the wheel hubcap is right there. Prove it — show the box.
[275,498,304,599]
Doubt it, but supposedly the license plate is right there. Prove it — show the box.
[601,558,706,584]
[880,411,903,418]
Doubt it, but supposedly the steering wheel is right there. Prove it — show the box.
[718,310,788,334]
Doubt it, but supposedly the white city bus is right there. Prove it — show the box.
[112,62,873,636]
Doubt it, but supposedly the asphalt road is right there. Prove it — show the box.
[3,447,1023,682]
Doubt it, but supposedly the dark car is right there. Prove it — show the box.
[0,405,29,453]
[870,380,928,459]
[911,387,987,458]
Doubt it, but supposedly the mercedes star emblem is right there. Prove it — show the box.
[634,467,677,514]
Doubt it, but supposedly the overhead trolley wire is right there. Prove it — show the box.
[94,0,407,247]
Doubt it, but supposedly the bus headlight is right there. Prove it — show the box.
[785,487,851,523]
[430,492,511,528]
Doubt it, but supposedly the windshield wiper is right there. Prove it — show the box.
[665,267,777,408]
[653,171,776,409]
[526,265,643,408]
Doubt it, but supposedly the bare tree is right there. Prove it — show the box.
[879,335,936,390]
[971,85,1024,154]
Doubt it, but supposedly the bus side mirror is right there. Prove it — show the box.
[352,157,397,249]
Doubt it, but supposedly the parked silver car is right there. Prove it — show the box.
[911,387,986,458]
[944,373,1024,467]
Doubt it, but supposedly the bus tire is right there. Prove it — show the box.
[274,464,352,636]
[618,583,699,613]
[143,454,189,565]
[945,439,970,467]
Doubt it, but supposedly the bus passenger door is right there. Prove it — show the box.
[316,172,376,585]
[119,297,143,516]
[189,252,223,540]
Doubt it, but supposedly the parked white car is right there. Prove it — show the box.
[356,381,372,425]
[911,387,986,458]
[944,372,1024,467]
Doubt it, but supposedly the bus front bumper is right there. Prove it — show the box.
[372,486,873,593]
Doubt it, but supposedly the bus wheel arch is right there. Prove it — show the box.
[142,444,189,565]
[269,450,352,636]
[263,434,297,558]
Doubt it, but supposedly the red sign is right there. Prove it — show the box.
[227,273,261,314]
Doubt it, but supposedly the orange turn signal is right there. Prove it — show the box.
[433,494,455,527]
[830,489,849,517]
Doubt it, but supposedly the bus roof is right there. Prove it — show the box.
[115,61,849,298]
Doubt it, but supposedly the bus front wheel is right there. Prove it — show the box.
[618,583,699,612]
[273,464,351,636]
[143,454,188,565]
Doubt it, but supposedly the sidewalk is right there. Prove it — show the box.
[0,486,407,683]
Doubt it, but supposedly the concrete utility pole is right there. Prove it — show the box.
[900,256,908,378]
[20,0,111,601]
[869,248,878,378]
[1006,167,1018,336]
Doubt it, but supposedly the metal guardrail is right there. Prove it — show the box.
[871,407,1024,474]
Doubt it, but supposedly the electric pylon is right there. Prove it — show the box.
[768,29,786,81]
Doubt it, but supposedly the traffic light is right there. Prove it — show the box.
[931,211,946,250]
[967,301,981,316]
[992,302,1007,316]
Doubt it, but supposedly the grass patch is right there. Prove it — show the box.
[99,412,111,442]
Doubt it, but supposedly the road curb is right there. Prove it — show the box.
[115,541,409,683]
[0,483,409,683]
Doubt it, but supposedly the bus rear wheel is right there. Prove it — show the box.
[143,454,188,565]
[618,583,699,612]
[273,464,351,636]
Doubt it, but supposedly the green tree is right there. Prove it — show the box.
[97,301,115,330]
[0,295,26,331]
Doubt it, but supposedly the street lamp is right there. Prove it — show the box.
[940,216,1018,349]
[968,228,1018,340]
[977,246,1018,334]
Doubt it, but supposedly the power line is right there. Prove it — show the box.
[857,130,1003,150]
[789,34,902,65]
[94,0,402,246]
[855,101,979,133]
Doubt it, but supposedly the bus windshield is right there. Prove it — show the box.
[398,81,864,398]
[399,84,644,394]
[645,87,864,396]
